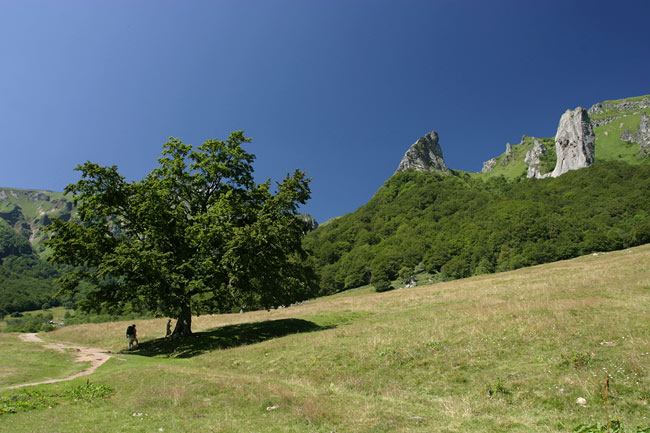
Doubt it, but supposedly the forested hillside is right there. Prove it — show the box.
[0,219,60,316]
[304,161,650,293]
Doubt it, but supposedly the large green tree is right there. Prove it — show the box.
[46,131,317,337]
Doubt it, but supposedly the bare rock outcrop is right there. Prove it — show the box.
[500,142,513,166]
[550,107,595,178]
[524,139,549,179]
[395,131,451,175]
[481,158,497,173]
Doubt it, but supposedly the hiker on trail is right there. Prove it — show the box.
[166,319,172,338]
[126,324,138,349]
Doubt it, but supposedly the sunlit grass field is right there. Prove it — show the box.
[0,333,86,389]
[2,244,650,432]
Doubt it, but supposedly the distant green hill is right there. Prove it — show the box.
[0,188,73,316]
[0,187,73,255]
[0,218,61,316]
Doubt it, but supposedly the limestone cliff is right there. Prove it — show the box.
[550,107,595,178]
[395,131,451,175]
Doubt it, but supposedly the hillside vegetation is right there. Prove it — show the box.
[0,219,60,317]
[304,95,650,294]
[305,161,650,294]
[480,136,556,179]
[2,244,650,432]
[0,188,72,317]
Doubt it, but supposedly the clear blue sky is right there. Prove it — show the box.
[1,0,649,223]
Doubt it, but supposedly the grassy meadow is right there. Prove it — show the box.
[0,333,87,390]
[2,245,650,432]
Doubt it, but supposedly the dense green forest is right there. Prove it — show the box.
[304,160,650,294]
[0,219,61,317]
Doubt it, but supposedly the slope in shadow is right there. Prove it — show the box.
[130,318,332,358]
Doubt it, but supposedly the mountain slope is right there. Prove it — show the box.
[305,160,650,293]
[305,94,650,293]
[0,187,73,254]
[0,189,71,315]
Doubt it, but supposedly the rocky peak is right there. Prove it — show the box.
[299,214,319,232]
[395,131,451,175]
[550,107,595,178]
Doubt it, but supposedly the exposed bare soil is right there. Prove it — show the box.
[3,333,112,390]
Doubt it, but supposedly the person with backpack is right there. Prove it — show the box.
[165,319,172,339]
[126,324,138,349]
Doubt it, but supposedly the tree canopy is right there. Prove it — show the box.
[46,131,317,337]
[305,160,650,293]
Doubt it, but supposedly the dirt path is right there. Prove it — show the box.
[3,333,112,390]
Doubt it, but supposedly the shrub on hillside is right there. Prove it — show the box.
[374,279,394,293]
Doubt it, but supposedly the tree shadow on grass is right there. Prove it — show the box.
[128,318,332,358]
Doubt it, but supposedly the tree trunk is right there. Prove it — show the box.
[171,305,192,338]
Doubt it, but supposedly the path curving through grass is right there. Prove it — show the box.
[2,333,112,390]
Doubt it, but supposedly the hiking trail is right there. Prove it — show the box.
[3,333,112,390]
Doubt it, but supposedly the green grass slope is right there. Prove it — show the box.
[480,136,556,179]
[2,244,650,432]
[593,111,647,162]
[0,333,85,389]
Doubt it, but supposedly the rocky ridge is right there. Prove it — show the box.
[395,131,451,175]
[588,95,650,127]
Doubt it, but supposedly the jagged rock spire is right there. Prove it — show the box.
[551,107,595,177]
[395,131,451,175]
